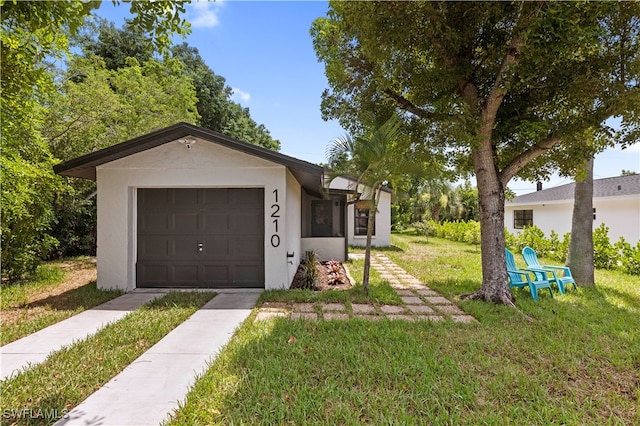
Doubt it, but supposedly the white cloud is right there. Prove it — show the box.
[189,0,222,29]
[231,87,251,104]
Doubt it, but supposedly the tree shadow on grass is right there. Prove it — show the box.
[22,282,120,311]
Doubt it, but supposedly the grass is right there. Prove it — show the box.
[259,258,402,306]
[0,258,121,345]
[168,233,640,425]
[1,291,214,426]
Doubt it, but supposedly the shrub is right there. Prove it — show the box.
[518,225,550,256]
[593,223,619,269]
[615,238,640,276]
[298,251,319,290]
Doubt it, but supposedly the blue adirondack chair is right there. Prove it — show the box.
[505,248,553,301]
[521,246,577,294]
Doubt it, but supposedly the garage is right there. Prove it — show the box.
[137,188,264,288]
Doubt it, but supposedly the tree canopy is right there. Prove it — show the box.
[312,1,640,304]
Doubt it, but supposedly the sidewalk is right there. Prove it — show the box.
[56,291,260,426]
[255,254,476,323]
[0,292,162,380]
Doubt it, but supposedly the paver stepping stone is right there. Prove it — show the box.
[451,315,476,323]
[401,296,424,305]
[407,283,427,289]
[261,301,289,309]
[435,304,466,315]
[399,274,415,280]
[380,305,405,314]
[290,312,318,321]
[421,315,445,322]
[322,303,346,312]
[416,289,439,296]
[351,304,376,314]
[354,314,382,321]
[291,303,315,312]
[395,289,415,296]
[255,311,288,321]
[323,313,350,321]
[379,274,396,280]
[390,283,406,289]
[425,296,452,305]
[407,305,435,314]
[387,314,417,321]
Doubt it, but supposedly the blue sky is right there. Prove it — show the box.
[96,0,638,195]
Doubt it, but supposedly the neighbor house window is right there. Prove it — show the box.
[354,201,375,236]
[513,209,533,229]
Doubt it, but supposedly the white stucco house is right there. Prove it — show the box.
[505,175,640,245]
[54,123,392,291]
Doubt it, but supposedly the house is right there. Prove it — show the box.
[505,175,640,245]
[54,123,391,291]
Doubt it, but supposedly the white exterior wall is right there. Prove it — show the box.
[328,176,392,247]
[285,170,302,288]
[505,195,640,244]
[301,238,346,261]
[348,191,392,247]
[96,138,295,291]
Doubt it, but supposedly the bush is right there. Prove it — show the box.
[593,223,619,269]
[298,251,319,290]
[518,225,550,256]
[615,238,640,275]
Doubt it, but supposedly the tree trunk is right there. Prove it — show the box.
[362,184,383,296]
[567,157,595,286]
[462,128,515,305]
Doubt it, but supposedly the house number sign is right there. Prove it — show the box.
[270,189,280,247]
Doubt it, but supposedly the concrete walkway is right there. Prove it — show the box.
[256,254,476,323]
[56,291,260,426]
[0,292,162,380]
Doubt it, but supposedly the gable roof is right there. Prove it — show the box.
[508,174,640,205]
[54,122,324,195]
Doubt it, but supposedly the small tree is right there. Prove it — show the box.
[327,115,425,294]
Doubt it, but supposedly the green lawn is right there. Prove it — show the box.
[1,291,214,426]
[0,258,121,345]
[168,233,640,425]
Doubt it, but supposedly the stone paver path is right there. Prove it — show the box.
[255,254,476,324]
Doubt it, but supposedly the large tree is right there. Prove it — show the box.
[312,1,639,305]
[1,0,191,280]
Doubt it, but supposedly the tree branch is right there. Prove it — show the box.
[500,135,561,184]
[383,89,435,120]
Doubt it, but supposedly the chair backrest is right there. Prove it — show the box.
[505,248,518,270]
[522,246,541,268]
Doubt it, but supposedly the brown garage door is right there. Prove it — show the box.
[137,188,264,288]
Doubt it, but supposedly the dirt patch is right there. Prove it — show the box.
[290,261,352,291]
[1,258,98,327]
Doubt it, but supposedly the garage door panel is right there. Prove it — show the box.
[173,188,200,207]
[139,238,170,258]
[172,212,200,233]
[140,188,170,207]
[138,188,264,288]
[173,264,199,283]
[139,213,169,233]
[203,213,230,234]
[232,238,263,259]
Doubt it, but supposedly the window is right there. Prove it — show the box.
[354,201,375,236]
[513,209,533,229]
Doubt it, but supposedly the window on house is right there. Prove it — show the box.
[354,201,375,236]
[513,209,533,229]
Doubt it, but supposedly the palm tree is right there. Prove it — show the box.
[326,115,413,294]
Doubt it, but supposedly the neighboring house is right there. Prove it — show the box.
[54,123,391,291]
[505,175,640,245]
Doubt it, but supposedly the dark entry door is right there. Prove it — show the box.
[137,188,264,288]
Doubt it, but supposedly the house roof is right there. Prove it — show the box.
[54,122,325,196]
[508,174,640,205]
